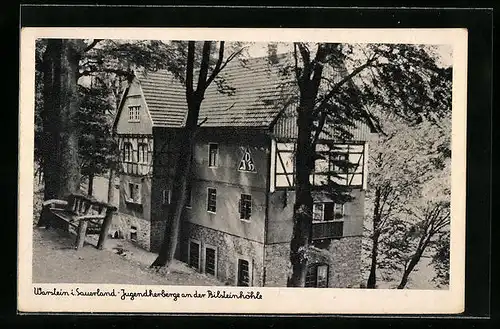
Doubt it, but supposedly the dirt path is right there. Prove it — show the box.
[32,226,224,286]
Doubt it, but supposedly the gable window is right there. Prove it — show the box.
[123,142,133,163]
[188,240,201,271]
[138,143,149,164]
[207,188,217,213]
[312,202,344,240]
[305,264,329,288]
[162,189,171,205]
[127,182,141,204]
[128,105,140,122]
[208,143,219,167]
[239,194,252,221]
[204,246,217,276]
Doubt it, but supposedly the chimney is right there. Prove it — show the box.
[268,43,278,64]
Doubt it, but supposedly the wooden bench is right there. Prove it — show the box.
[37,193,117,250]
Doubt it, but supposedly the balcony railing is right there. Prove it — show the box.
[312,221,343,240]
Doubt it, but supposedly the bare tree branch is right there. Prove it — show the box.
[84,39,103,52]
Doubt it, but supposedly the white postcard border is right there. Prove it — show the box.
[18,27,468,314]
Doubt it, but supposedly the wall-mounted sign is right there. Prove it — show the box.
[238,148,256,172]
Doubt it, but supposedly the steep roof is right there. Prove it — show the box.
[137,55,292,128]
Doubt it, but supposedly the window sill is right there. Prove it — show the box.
[207,211,216,215]
[240,218,251,223]
[128,120,141,123]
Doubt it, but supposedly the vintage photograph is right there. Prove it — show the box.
[19,28,467,313]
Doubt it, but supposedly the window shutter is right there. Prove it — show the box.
[238,199,242,216]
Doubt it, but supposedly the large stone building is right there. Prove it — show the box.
[112,56,375,288]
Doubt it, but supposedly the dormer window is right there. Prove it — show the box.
[128,105,140,122]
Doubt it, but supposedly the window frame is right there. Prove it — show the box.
[236,257,252,287]
[137,142,149,164]
[188,239,201,272]
[203,244,218,277]
[208,143,219,168]
[312,202,345,223]
[239,193,252,221]
[123,142,134,163]
[127,182,141,204]
[206,187,217,214]
[128,105,141,122]
[305,263,329,288]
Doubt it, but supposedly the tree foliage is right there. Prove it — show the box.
[267,42,452,287]
[35,38,178,199]
[363,110,451,288]
[78,80,119,195]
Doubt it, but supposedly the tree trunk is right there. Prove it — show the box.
[151,125,195,268]
[41,39,82,200]
[288,96,314,287]
[107,169,115,204]
[397,254,421,289]
[367,187,382,289]
[367,233,379,289]
[397,236,431,289]
[41,39,62,201]
[88,173,94,196]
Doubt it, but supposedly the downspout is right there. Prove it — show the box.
[262,129,273,287]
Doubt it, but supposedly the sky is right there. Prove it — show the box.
[244,42,453,68]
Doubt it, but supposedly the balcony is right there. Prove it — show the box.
[312,221,343,240]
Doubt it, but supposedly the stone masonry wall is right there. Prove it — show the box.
[264,236,362,288]
[110,212,151,251]
[181,223,265,286]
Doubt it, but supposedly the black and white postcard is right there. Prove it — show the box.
[18,27,467,314]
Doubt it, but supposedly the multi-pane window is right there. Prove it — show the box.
[313,203,344,222]
[189,241,200,270]
[208,143,218,167]
[237,259,250,286]
[305,264,329,288]
[138,143,149,164]
[128,105,140,122]
[312,202,344,240]
[128,182,141,204]
[204,247,217,276]
[123,142,133,162]
[239,194,252,220]
[207,188,217,213]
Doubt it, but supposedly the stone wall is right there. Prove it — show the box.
[110,212,151,251]
[180,223,265,286]
[263,243,290,287]
[263,236,362,288]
